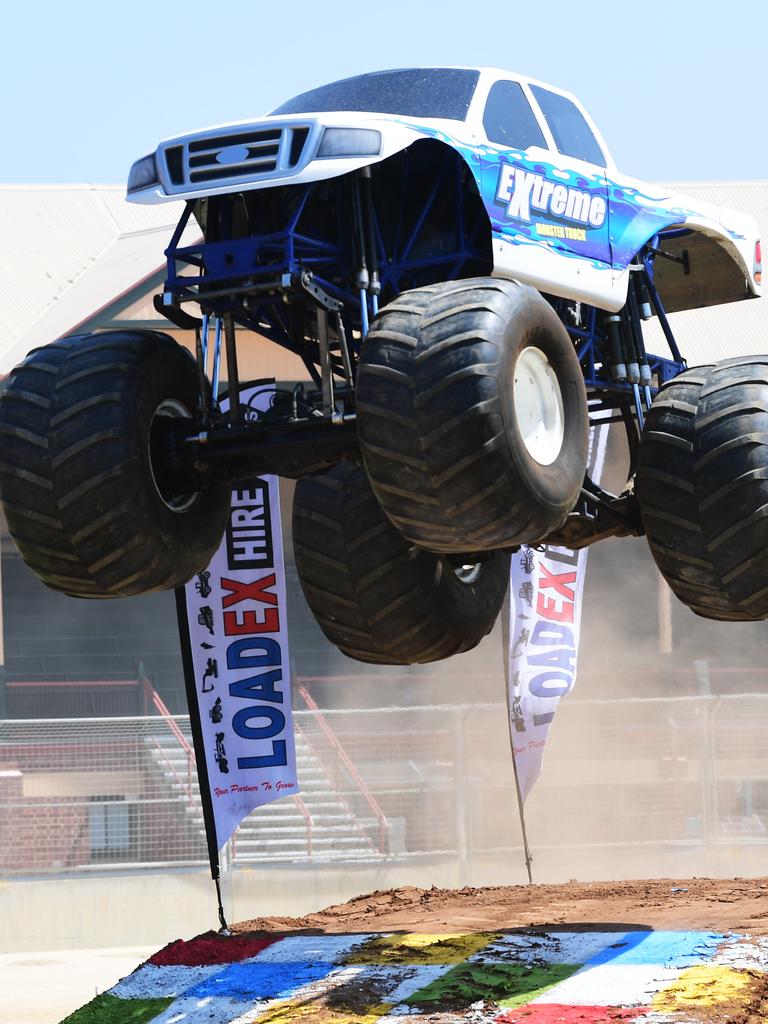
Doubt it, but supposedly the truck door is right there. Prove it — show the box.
[525,84,612,268]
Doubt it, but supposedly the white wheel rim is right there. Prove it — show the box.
[512,346,565,466]
[148,398,199,513]
[452,561,482,585]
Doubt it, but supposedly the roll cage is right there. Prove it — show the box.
[157,140,686,558]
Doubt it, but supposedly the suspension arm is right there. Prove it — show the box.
[159,415,361,485]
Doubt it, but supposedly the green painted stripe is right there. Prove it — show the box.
[408,962,579,1011]
[60,992,173,1024]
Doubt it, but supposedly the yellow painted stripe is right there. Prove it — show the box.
[345,932,500,965]
[653,965,753,1010]
[254,996,393,1022]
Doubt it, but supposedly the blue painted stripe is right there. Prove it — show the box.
[585,930,732,967]
[185,959,334,999]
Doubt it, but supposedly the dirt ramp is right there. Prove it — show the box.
[63,879,768,1023]
[235,877,768,936]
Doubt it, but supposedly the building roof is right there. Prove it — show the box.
[0,181,765,375]
[0,185,193,374]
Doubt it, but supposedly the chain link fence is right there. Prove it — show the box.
[2,696,768,875]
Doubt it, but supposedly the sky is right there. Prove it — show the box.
[2,1,766,185]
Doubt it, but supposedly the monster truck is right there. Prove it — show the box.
[0,67,763,663]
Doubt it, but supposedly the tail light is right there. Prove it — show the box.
[755,240,762,285]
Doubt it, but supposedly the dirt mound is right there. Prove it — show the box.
[233,877,768,936]
[64,879,768,1023]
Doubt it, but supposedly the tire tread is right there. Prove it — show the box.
[357,277,588,552]
[293,463,509,664]
[0,330,228,598]
[637,361,768,620]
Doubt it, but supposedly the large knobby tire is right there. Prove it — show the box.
[0,330,230,598]
[356,277,589,552]
[636,357,768,621]
[292,461,510,664]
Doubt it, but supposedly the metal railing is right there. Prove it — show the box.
[3,676,156,719]
[293,794,314,858]
[146,685,195,802]
[299,685,390,854]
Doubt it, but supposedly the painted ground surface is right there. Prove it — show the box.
[62,927,768,1023]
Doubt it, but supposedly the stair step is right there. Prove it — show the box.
[237,819,364,831]
[153,754,325,775]
[157,760,327,779]
[145,726,390,858]
[229,825,369,839]
[176,794,354,814]
[234,850,383,863]
[160,782,334,793]
[234,814,355,825]
[186,816,361,829]
[184,809,361,828]
[233,836,372,848]
[149,739,312,756]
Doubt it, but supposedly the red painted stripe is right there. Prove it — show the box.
[495,1006,650,1023]
[149,931,281,966]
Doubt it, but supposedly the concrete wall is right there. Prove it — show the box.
[4,842,768,953]
[0,859,461,953]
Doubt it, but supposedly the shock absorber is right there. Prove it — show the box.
[350,174,370,334]
[621,314,640,386]
[634,263,653,321]
[604,315,627,383]
[360,166,381,317]
[627,269,653,401]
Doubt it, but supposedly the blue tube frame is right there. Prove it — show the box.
[162,181,687,406]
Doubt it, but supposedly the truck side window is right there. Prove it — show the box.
[530,85,606,167]
[483,80,547,151]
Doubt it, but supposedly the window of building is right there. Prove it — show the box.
[530,86,606,167]
[89,795,134,860]
[483,80,547,151]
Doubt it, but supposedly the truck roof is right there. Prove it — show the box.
[271,67,482,121]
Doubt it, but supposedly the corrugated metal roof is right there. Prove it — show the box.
[0,228,181,372]
[90,187,190,234]
[0,181,765,375]
[0,186,190,374]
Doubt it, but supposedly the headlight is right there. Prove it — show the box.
[127,153,159,194]
[317,128,381,159]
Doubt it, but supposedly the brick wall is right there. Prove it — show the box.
[0,736,204,871]
[0,768,89,871]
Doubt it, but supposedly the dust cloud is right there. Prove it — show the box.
[281,420,768,889]
[3,435,766,901]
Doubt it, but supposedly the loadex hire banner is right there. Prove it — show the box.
[176,381,298,867]
[507,426,607,801]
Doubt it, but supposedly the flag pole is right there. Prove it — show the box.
[175,586,230,932]
[509,726,534,884]
[502,585,534,884]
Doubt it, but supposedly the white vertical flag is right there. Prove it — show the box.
[177,382,298,852]
[508,427,607,800]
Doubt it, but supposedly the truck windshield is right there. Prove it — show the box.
[272,68,480,120]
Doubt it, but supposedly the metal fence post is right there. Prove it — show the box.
[706,696,722,873]
[699,695,718,872]
[454,707,469,886]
